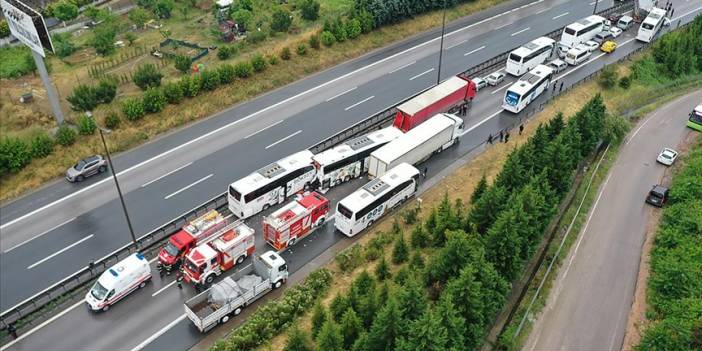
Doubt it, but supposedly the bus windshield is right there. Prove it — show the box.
[509,53,522,62]
[505,91,521,106]
[337,203,353,219]
[228,186,241,201]
[690,112,702,124]
[565,27,577,35]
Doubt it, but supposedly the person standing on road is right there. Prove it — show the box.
[559,81,564,92]
[423,166,428,179]
[488,133,493,144]
[504,132,510,143]
[519,124,524,135]
[499,130,504,142]
[7,323,17,339]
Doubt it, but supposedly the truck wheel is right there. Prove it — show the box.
[139,281,146,289]
[274,280,283,289]
[102,305,110,312]
[220,315,230,324]
[288,238,297,247]
[236,255,245,265]
[234,307,242,316]
[205,275,215,285]
[316,217,325,227]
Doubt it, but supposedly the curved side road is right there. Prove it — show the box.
[525,89,702,351]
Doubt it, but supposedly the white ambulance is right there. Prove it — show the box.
[86,252,152,311]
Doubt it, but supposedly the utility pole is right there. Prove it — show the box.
[437,0,448,85]
[593,0,599,14]
[32,50,65,126]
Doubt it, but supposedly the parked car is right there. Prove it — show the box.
[547,59,568,73]
[485,71,505,86]
[656,148,678,166]
[645,185,669,207]
[600,40,617,54]
[66,155,107,182]
[472,77,487,91]
[583,40,600,52]
[610,27,623,38]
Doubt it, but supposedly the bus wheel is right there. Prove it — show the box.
[367,220,374,229]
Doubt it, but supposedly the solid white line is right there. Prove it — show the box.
[3,217,76,253]
[130,314,187,351]
[389,61,416,74]
[27,234,94,270]
[552,11,569,20]
[141,162,193,188]
[490,83,511,95]
[511,27,530,36]
[464,45,486,56]
[626,112,655,145]
[151,280,177,297]
[325,87,357,102]
[672,6,702,21]
[0,299,85,351]
[446,39,467,50]
[409,69,435,81]
[459,109,503,136]
[164,174,213,200]
[244,120,284,139]
[265,130,303,149]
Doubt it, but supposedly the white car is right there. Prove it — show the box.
[548,59,568,73]
[583,40,599,52]
[472,77,487,91]
[486,71,505,86]
[656,148,678,166]
[610,27,623,38]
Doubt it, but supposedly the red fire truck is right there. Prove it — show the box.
[157,210,227,275]
[263,192,329,251]
[182,220,256,287]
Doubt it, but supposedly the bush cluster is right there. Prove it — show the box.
[133,63,163,91]
[67,79,117,112]
[77,115,97,135]
[56,125,77,146]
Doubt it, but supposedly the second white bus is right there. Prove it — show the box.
[502,64,554,113]
[558,15,606,56]
[228,151,316,219]
[312,126,403,190]
[505,37,556,76]
[334,163,420,237]
[636,7,667,43]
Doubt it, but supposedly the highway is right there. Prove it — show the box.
[524,89,702,351]
[0,0,624,311]
[1,0,701,350]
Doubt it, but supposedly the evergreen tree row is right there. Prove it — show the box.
[353,0,465,28]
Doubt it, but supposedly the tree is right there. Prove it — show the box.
[619,75,632,89]
[309,33,320,49]
[410,224,429,249]
[317,319,344,351]
[366,297,402,351]
[392,234,409,264]
[395,308,447,351]
[218,64,236,84]
[346,18,362,39]
[375,256,391,280]
[122,98,145,121]
[409,251,424,269]
[91,23,118,56]
[297,43,307,56]
[53,0,79,25]
[0,138,32,173]
[95,79,117,104]
[299,0,320,21]
[154,0,174,19]
[468,184,509,235]
[67,84,99,111]
[321,31,335,46]
[174,55,191,73]
[30,133,54,158]
[55,125,77,146]
[470,174,488,205]
[142,87,166,113]
[329,293,349,322]
[129,7,150,28]
[201,69,220,91]
[231,9,253,30]
[435,295,467,350]
[545,112,565,139]
[271,8,292,33]
[0,20,10,39]
[283,327,312,351]
[52,33,75,58]
[484,207,526,280]
[396,275,427,323]
[77,115,97,135]
[340,308,363,349]
[332,18,347,42]
[425,230,481,286]
[133,63,163,90]
[599,64,619,89]
[311,302,327,339]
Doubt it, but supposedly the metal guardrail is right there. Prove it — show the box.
[0,0,638,334]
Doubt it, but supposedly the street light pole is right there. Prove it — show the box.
[96,122,138,249]
[593,0,599,14]
[437,0,448,85]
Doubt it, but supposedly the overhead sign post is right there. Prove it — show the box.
[1,0,65,126]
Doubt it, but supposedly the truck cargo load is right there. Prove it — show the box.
[370,113,464,178]
[393,76,475,132]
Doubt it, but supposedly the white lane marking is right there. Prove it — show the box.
[141,162,193,188]
[494,23,510,30]
[552,11,569,20]
[244,120,284,139]
[588,0,603,5]
[464,45,486,57]
[27,234,94,270]
[265,130,303,149]
[511,27,531,36]
[3,217,76,253]
[459,109,503,137]
[0,299,85,351]
[151,280,177,297]
[389,61,416,74]
[149,257,158,264]
[535,8,548,14]
[164,174,213,200]
[445,39,467,50]
[409,69,435,81]
[0,1,547,232]
[325,87,357,102]
[608,307,627,351]
[130,314,188,351]
[626,111,655,145]
[490,83,511,95]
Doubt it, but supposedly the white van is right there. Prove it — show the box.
[565,47,591,66]
[617,16,634,31]
[86,252,152,311]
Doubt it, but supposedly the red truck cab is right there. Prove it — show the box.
[157,210,226,275]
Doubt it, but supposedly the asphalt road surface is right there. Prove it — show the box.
[0,0,632,312]
[1,1,701,350]
[524,90,702,351]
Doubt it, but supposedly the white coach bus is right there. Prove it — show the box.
[312,126,402,190]
[502,64,554,113]
[505,36,556,76]
[228,151,316,219]
[637,7,667,43]
[334,163,420,237]
[557,15,606,55]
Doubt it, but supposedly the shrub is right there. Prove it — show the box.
[95,79,117,104]
[0,137,32,173]
[299,0,320,21]
[392,235,409,264]
[77,115,97,135]
[142,87,167,113]
[332,19,347,42]
[309,33,320,49]
[67,84,99,112]
[336,245,363,273]
[128,7,150,28]
[217,45,238,60]
[0,20,9,39]
[53,0,79,22]
[232,9,253,30]
[200,70,220,91]
[357,10,375,33]
[180,74,202,97]
[174,55,191,74]
[619,75,631,89]
[297,43,307,56]
[154,0,174,19]
[234,61,253,78]
[105,112,121,129]
[52,33,76,58]
[375,256,391,280]
[133,63,163,90]
[163,82,184,104]
[0,47,36,79]
[30,133,54,158]
[122,98,145,121]
[271,8,293,32]
[246,29,267,44]
[56,125,77,146]
[321,31,335,47]
[251,54,267,72]
[280,47,292,60]
[598,65,619,89]
[346,18,362,39]
[401,205,420,225]
[218,64,236,84]
[267,55,279,66]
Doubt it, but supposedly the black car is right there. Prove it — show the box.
[645,185,669,207]
[66,155,108,182]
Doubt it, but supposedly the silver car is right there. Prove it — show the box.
[66,155,108,182]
